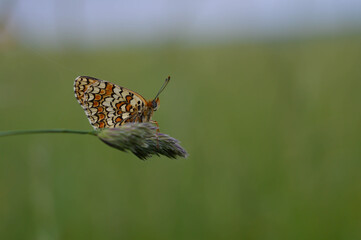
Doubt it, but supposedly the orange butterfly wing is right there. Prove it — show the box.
[74,76,148,129]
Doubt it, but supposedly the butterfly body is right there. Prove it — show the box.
[74,76,168,129]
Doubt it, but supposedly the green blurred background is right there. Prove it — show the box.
[1,1,361,239]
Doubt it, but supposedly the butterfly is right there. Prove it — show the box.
[74,75,170,129]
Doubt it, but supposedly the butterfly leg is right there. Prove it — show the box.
[150,120,160,148]
[150,120,160,132]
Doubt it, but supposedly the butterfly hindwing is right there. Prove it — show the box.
[74,76,147,129]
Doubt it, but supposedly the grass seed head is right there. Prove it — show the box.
[97,123,188,160]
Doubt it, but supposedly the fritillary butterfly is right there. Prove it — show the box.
[74,76,170,129]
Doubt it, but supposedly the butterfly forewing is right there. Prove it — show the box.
[74,76,147,129]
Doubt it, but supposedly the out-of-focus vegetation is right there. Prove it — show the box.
[0,35,361,239]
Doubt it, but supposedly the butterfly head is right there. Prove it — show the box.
[151,98,160,111]
[149,76,170,111]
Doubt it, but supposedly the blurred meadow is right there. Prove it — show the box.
[1,1,361,240]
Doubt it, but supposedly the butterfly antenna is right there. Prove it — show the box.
[153,76,170,100]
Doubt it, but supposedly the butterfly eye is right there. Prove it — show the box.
[152,100,158,110]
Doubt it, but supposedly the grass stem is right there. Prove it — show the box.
[0,129,97,137]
